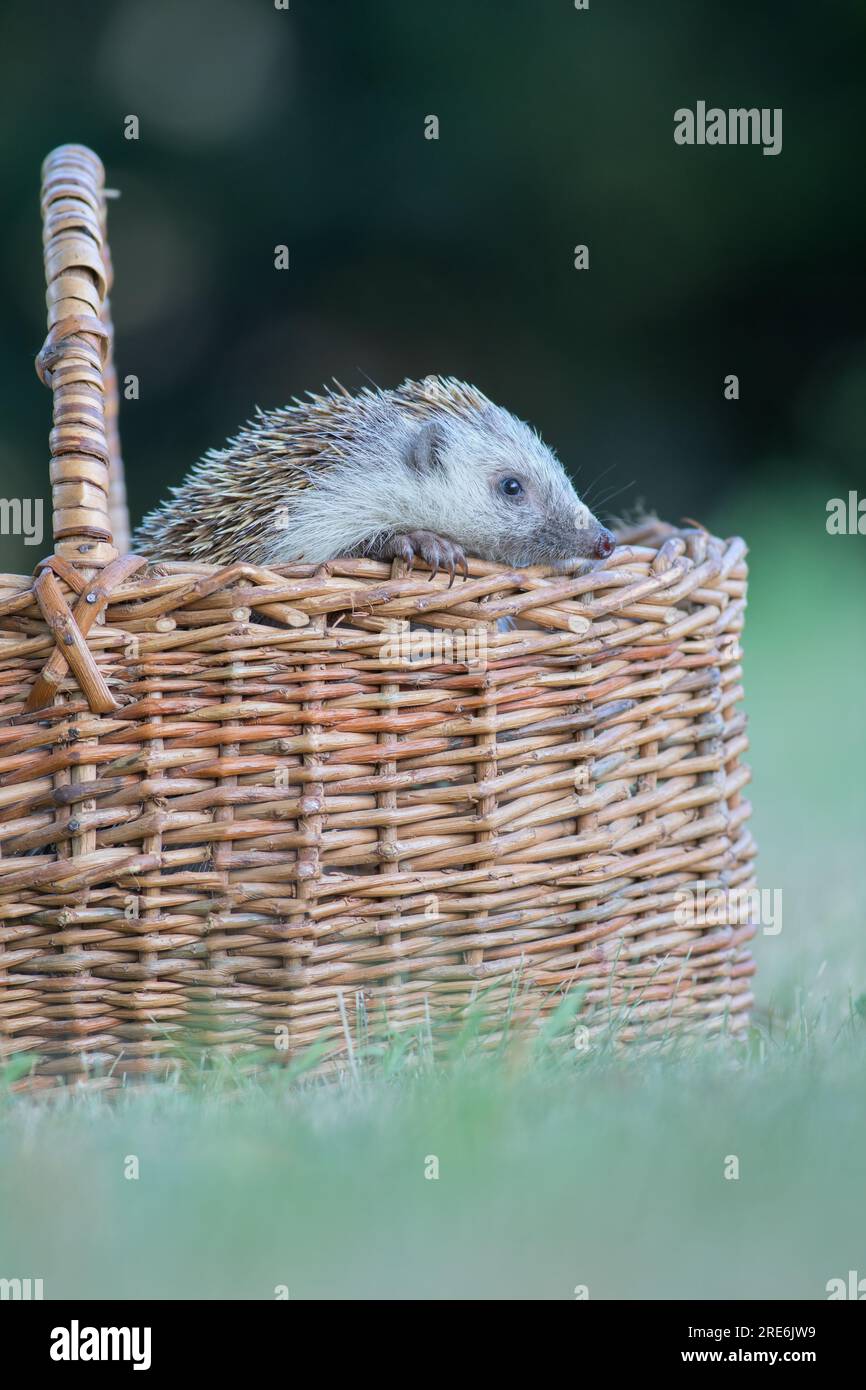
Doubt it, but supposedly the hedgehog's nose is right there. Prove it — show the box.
[594,527,616,560]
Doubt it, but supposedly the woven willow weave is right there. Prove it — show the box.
[0,147,756,1088]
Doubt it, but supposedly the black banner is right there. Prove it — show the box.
[3,1299,861,1373]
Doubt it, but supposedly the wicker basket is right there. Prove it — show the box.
[0,146,756,1087]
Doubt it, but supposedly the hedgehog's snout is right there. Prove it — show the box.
[570,507,616,562]
[548,514,616,571]
[593,526,616,560]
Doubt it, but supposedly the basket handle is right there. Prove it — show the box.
[36,145,130,567]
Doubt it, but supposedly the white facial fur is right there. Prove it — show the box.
[269,400,605,567]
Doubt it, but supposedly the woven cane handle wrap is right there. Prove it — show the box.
[36,145,119,567]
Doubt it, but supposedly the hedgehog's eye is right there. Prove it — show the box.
[498,477,524,499]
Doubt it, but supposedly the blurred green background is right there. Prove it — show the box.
[0,0,864,560]
[1,1,865,1301]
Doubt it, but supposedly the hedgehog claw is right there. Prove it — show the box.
[379,530,465,584]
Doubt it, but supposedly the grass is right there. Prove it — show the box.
[1,479,864,1300]
[1,1007,864,1299]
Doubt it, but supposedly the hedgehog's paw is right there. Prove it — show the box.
[381,530,468,585]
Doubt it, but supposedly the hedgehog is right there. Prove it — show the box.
[132,375,615,579]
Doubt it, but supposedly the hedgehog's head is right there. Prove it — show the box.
[400,403,615,568]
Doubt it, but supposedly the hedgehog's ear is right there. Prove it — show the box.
[406,419,446,474]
